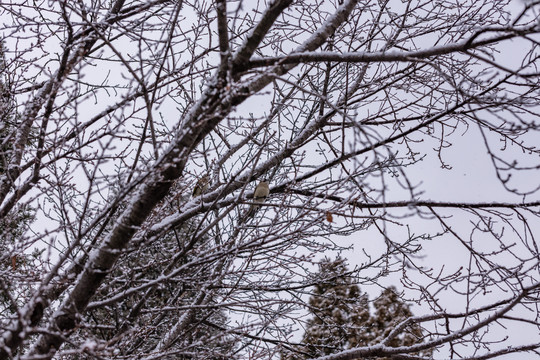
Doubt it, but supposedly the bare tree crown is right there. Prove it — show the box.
[0,0,539,359]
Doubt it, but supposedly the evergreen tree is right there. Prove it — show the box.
[297,257,370,358]
[357,287,426,355]
[0,40,15,174]
[0,41,38,317]
[69,187,236,359]
[284,257,430,360]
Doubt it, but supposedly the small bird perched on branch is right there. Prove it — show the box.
[192,174,210,198]
[246,180,269,217]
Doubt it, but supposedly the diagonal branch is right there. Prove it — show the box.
[231,0,293,76]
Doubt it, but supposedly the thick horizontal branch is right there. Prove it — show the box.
[288,188,540,211]
[248,30,525,67]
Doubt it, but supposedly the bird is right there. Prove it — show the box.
[192,174,210,198]
[247,180,269,216]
